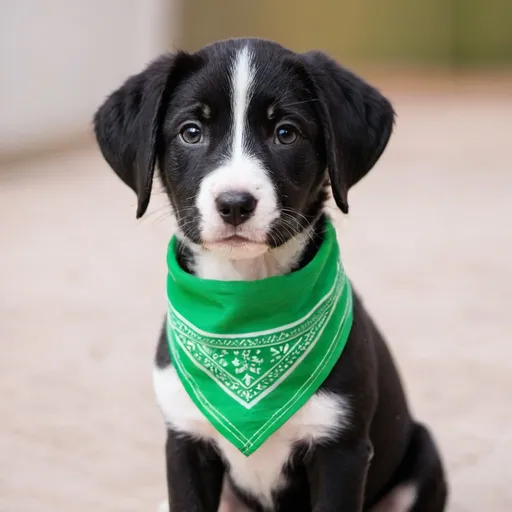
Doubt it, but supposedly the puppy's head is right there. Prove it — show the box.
[94,39,394,260]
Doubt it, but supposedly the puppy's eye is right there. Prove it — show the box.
[180,123,203,144]
[274,124,299,145]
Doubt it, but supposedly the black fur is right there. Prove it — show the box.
[299,52,395,214]
[94,51,201,218]
[94,38,447,512]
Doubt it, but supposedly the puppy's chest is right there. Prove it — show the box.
[154,365,349,506]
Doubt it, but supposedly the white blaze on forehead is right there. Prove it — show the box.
[231,46,254,159]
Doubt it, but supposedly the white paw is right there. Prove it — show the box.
[157,499,169,512]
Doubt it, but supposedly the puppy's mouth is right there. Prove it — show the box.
[218,235,254,244]
[203,234,269,259]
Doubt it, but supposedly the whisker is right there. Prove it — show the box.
[280,212,316,245]
[140,204,173,221]
[280,98,320,109]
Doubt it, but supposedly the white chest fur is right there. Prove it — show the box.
[153,365,350,508]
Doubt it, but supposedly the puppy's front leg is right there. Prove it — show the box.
[165,429,224,512]
[307,438,373,512]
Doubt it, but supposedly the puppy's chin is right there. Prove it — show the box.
[203,241,269,260]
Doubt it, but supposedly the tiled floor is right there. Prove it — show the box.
[1,86,511,511]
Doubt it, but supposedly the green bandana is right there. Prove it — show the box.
[166,221,353,456]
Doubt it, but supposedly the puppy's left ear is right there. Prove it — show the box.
[301,52,395,213]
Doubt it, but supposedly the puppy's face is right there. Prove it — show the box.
[161,43,326,259]
[94,39,394,260]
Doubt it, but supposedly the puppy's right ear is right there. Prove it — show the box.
[93,52,197,218]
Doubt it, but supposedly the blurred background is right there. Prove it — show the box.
[0,1,511,511]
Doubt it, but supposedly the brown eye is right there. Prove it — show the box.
[275,124,299,145]
[180,123,203,144]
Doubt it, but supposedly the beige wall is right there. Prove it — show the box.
[0,0,177,156]
[180,0,453,66]
[180,0,512,68]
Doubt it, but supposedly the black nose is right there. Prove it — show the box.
[215,191,258,226]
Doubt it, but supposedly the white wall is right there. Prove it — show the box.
[0,0,178,155]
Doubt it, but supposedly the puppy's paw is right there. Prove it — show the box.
[157,499,169,512]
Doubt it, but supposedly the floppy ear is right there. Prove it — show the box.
[93,52,195,218]
[301,52,395,214]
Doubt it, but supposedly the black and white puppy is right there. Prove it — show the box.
[94,38,447,512]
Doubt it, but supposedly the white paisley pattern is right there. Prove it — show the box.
[167,266,345,409]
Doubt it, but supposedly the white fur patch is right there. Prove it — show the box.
[231,46,253,160]
[370,483,417,512]
[195,45,279,258]
[153,365,350,509]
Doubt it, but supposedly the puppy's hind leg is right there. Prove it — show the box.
[371,423,448,512]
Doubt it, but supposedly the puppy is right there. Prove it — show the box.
[94,38,447,512]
